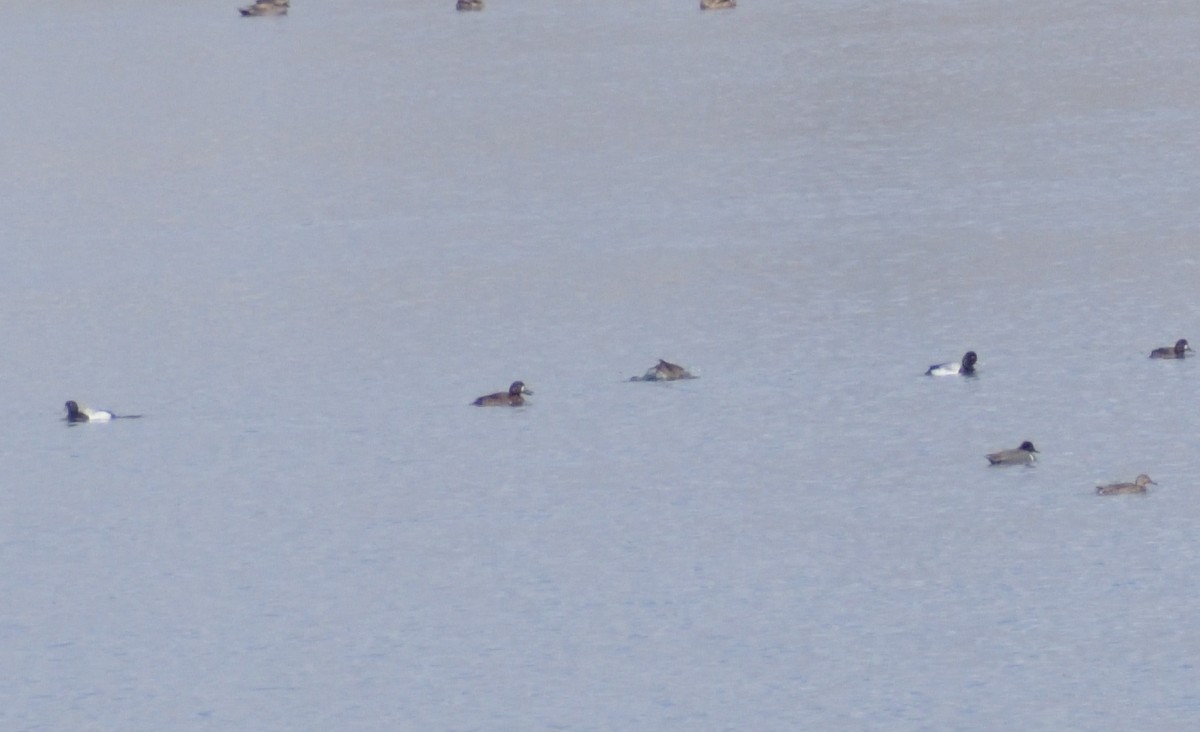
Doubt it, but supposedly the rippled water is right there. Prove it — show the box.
[3,1,1200,730]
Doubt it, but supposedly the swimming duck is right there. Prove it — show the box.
[926,351,977,376]
[986,441,1039,466]
[701,0,736,8]
[239,0,288,17]
[64,400,114,423]
[472,381,532,407]
[1149,339,1192,359]
[456,0,484,10]
[1096,474,1156,496]
[630,359,695,382]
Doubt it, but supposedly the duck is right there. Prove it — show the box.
[630,359,695,382]
[456,0,484,10]
[986,441,1039,466]
[926,351,977,376]
[472,381,532,407]
[1096,474,1157,496]
[239,0,288,17]
[64,400,115,423]
[1149,339,1192,359]
[701,0,736,8]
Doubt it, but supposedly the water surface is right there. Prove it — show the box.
[2,1,1200,730]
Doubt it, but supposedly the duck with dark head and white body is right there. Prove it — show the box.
[65,400,141,423]
[926,351,977,377]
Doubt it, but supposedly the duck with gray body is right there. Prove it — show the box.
[986,441,1039,466]
[1149,339,1192,359]
[701,0,736,8]
[1096,474,1157,495]
[472,381,532,407]
[630,359,695,382]
[239,0,288,16]
[456,0,484,10]
[926,351,977,376]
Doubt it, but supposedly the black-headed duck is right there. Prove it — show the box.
[65,400,111,423]
[65,398,142,422]
[986,441,1038,466]
[1150,339,1192,359]
[472,381,532,407]
[65,400,142,423]
[926,351,977,376]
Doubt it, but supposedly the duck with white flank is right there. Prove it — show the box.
[926,351,977,376]
[65,400,142,423]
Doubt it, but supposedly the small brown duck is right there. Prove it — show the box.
[1096,474,1157,496]
[456,0,484,10]
[239,0,288,17]
[986,441,1039,466]
[630,359,695,382]
[472,381,532,407]
[1149,339,1192,359]
[701,0,736,9]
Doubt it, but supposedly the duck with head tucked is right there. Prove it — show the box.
[456,0,484,10]
[701,0,736,9]
[926,351,977,376]
[630,359,696,382]
[472,381,532,407]
[239,0,288,17]
[1149,339,1192,359]
[1096,474,1157,496]
[986,441,1039,466]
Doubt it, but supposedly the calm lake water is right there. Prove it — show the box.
[3,1,1200,730]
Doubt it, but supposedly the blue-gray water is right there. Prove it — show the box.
[3,1,1200,730]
